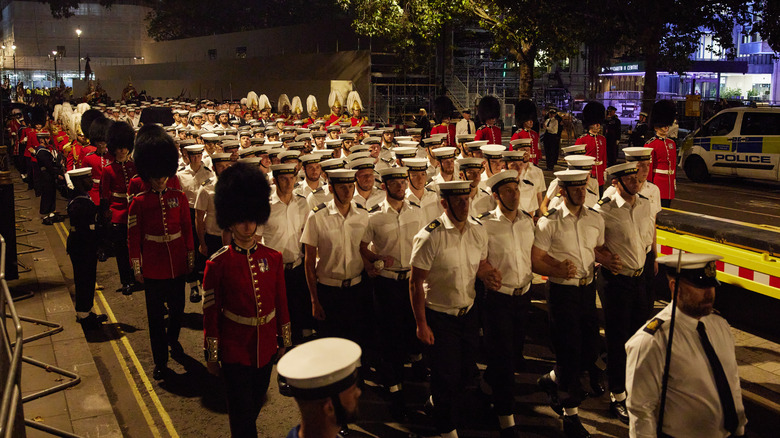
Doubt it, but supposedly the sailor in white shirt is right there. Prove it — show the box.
[404,158,442,225]
[456,157,495,216]
[429,146,459,186]
[544,155,600,213]
[478,144,506,189]
[504,140,546,216]
[626,253,747,438]
[477,170,535,436]
[194,153,232,257]
[293,154,325,199]
[594,162,655,424]
[532,169,607,438]
[348,157,385,210]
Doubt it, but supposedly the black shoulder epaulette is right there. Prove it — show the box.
[638,192,649,200]
[477,125,487,131]
[598,196,611,205]
[312,203,326,212]
[295,193,306,199]
[313,187,323,194]
[209,245,229,261]
[381,157,393,164]
[522,179,534,186]
[522,210,533,218]
[543,208,557,217]
[480,188,490,195]
[425,186,436,192]
[368,204,381,213]
[409,201,420,208]
[425,219,441,232]
[643,317,665,335]
[355,203,367,210]
[204,166,213,172]
[587,188,597,196]
[587,206,597,212]
[476,211,492,220]
[201,178,212,187]
[471,216,483,225]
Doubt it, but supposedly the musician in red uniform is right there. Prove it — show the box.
[325,90,347,127]
[347,90,368,127]
[128,125,194,381]
[511,99,540,165]
[82,117,113,205]
[474,95,502,145]
[645,100,677,208]
[21,108,46,192]
[303,95,320,128]
[430,96,456,147]
[202,162,291,437]
[575,102,608,190]
[7,109,24,169]
[101,122,141,295]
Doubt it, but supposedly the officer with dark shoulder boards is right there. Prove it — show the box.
[626,253,747,438]
[410,180,500,438]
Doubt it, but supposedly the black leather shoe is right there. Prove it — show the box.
[121,284,134,296]
[563,414,591,438]
[42,216,55,225]
[116,285,127,293]
[77,312,108,330]
[588,371,606,398]
[610,400,629,424]
[499,425,521,438]
[153,366,168,380]
[129,282,145,292]
[189,286,202,303]
[537,373,563,415]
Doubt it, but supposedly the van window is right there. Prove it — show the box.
[740,112,780,136]
[699,112,737,137]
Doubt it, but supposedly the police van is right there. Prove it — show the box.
[680,107,780,182]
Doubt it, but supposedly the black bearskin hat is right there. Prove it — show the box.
[80,109,104,138]
[215,162,271,230]
[433,96,455,124]
[478,95,500,122]
[30,107,47,126]
[107,121,135,155]
[88,117,113,144]
[650,100,676,128]
[516,99,537,124]
[133,125,179,181]
[582,101,606,128]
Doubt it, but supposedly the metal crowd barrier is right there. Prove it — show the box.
[0,234,24,437]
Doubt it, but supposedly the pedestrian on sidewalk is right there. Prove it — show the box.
[66,167,108,329]
[128,125,194,380]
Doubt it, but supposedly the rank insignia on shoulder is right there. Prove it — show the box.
[522,179,534,186]
[368,205,381,213]
[643,317,664,335]
[295,193,306,199]
[476,211,491,220]
[543,208,557,217]
[209,245,229,261]
[313,187,323,194]
[355,203,367,210]
[638,192,648,200]
[409,201,420,208]
[312,203,326,212]
[425,220,441,232]
[522,210,533,218]
[598,197,610,205]
[201,178,212,186]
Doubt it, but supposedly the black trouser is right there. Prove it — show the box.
[187,208,206,284]
[67,233,97,314]
[111,223,134,286]
[204,233,223,258]
[543,134,561,170]
[38,172,56,215]
[316,280,371,351]
[602,270,647,393]
[373,275,418,389]
[222,361,273,438]
[644,250,657,317]
[606,137,620,167]
[482,289,531,415]
[284,262,311,345]
[426,306,479,434]
[143,276,185,367]
[548,282,600,408]
[661,199,672,208]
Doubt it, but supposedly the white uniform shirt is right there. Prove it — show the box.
[455,118,476,135]
[626,304,747,438]
[294,179,324,199]
[305,185,332,210]
[261,190,310,264]
[177,164,213,208]
[519,164,546,212]
[470,187,496,217]
[300,200,369,281]
[353,187,385,210]
[407,186,443,225]
[194,179,221,236]
[410,212,488,315]
[603,180,662,220]
[594,193,653,272]
[547,177,600,211]
[362,199,424,271]
[534,202,605,286]
[480,207,535,293]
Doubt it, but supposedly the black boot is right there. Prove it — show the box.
[563,414,591,438]
[537,372,563,415]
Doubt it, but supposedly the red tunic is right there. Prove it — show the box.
[82,151,110,204]
[431,123,456,147]
[474,124,502,145]
[202,243,291,367]
[302,117,318,128]
[350,116,367,127]
[646,136,676,200]
[6,119,22,156]
[511,128,541,165]
[324,113,345,127]
[575,133,607,186]
[100,160,137,224]
[21,127,40,162]
[127,174,182,202]
[127,187,194,280]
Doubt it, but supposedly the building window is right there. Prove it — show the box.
[208,49,217,60]
[235,46,247,59]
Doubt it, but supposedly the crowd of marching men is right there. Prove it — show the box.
[4,90,744,438]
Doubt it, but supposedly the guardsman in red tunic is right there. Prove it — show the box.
[101,122,141,295]
[575,102,607,189]
[474,95,502,145]
[645,99,677,208]
[82,118,113,204]
[128,125,194,381]
[22,108,46,191]
[511,99,540,165]
[202,162,291,437]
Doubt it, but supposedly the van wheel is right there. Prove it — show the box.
[684,155,709,182]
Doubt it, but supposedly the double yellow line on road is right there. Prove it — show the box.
[53,222,179,438]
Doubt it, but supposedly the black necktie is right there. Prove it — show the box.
[696,321,738,434]
[467,121,471,134]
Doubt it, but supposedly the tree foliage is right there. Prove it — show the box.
[40,0,115,18]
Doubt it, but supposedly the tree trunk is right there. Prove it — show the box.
[515,45,536,100]
[642,41,661,114]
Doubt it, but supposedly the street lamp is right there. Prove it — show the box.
[11,45,16,82]
[51,50,58,86]
[76,28,82,79]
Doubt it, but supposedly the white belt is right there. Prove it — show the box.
[594,161,603,165]
[284,258,302,270]
[222,308,275,326]
[497,283,531,296]
[92,178,101,184]
[377,269,410,281]
[654,169,673,175]
[144,231,182,243]
[111,192,128,199]
[318,276,362,288]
